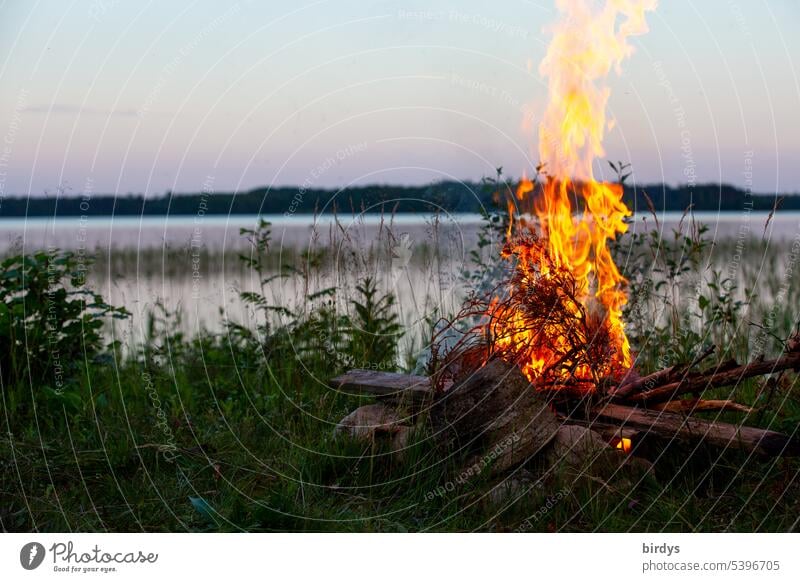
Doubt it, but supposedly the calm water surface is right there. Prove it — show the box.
[2,211,798,353]
[3,211,799,252]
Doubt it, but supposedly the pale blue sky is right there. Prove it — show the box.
[0,0,798,196]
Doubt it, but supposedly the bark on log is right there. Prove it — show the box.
[611,366,678,400]
[611,345,715,399]
[543,425,655,484]
[431,359,561,475]
[629,352,800,404]
[557,417,643,443]
[592,403,800,456]
[329,369,432,402]
[651,398,755,414]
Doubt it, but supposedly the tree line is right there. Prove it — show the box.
[0,182,795,217]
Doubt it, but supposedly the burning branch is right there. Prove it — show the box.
[485,230,623,391]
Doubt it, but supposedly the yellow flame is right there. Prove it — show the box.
[538,0,657,181]
[535,0,656,372]
[497,0,656,387]
[615,437,632,453]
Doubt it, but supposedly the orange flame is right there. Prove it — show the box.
[491,0,656,389]
[615,437,633,453]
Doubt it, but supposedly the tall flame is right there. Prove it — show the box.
[491,0,656,388]
[538,0,656,181]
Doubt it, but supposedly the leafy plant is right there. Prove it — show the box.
[0,250,128,409]
[345,276,402,370]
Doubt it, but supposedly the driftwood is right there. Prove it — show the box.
[555,417,643,444]
[651,398,755,414]
[592,403,800,457]
[330,341,800,476]
[611,366,679,400]
[329,369,432,402]
[628,351,800,404]
[430,359,561,475]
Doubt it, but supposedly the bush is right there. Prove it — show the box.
[0,250,128,409]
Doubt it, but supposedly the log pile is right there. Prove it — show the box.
[330,341,800,486]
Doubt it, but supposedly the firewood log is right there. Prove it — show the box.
[610,345,715,399]
[629,352,800,404]
[592,403,800,456]
[651,398,755,414]
[430,359,561,475]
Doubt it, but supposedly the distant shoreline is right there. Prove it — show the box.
[0,182,795,217]
[1,210,797,222]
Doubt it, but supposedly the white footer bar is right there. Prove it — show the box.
[1,533,796,581]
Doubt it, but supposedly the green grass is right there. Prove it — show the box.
[4,356,798,532]
[2,214,800,532]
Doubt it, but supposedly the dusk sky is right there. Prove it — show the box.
[1,0,799,197]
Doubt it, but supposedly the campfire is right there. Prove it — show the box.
[485,0,655,392]
[330,0,800,489]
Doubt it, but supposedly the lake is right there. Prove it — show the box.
[3,211,800,252]
[2,211,799,358]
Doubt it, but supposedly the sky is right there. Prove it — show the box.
[0,0,799,197]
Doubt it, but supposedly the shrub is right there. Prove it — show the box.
[0,250,128,409]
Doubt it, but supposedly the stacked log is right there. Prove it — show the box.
[330,344,800,483]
